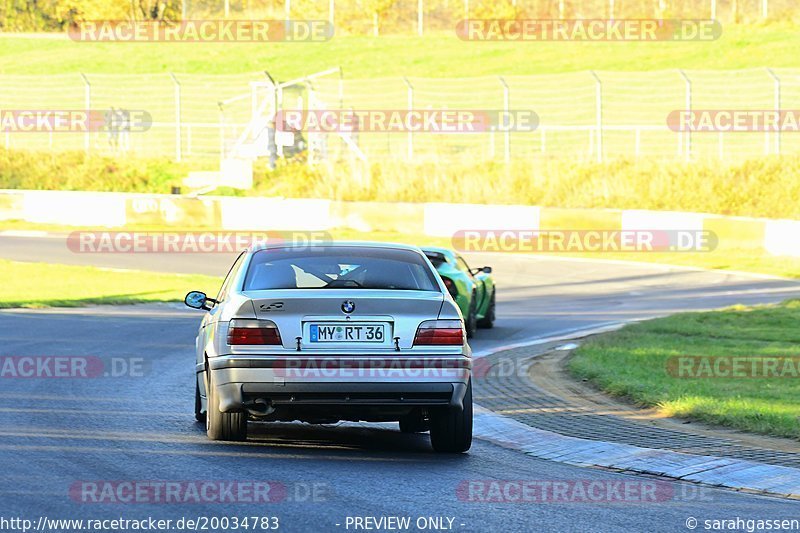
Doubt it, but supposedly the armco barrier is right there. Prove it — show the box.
[704,215,767,252]
[21,190,127,227]
[764,219,800,257]
[423,203,540,238]
[330,201,425,235]
[218,197,332,231]
[126,195,222,228]
[0,189,798,257]
[538,207,622,231]
[621,210,705,233]
[0,191,24,221]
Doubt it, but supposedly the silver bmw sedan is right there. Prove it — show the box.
[185,241,473,453]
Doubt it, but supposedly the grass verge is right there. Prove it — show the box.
[568,300,800,439]
[3,152,800,220]
[247,157,800,220]
[0,259,221,308]
[0,148,210,192]
[2,25,800,76]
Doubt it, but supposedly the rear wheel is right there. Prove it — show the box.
[206,371,247,441]
[429,381,473,453]
[477,290,496,329]
[194,379,206,423]
[465,296,478,339]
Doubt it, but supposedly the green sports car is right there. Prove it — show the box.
[421,247,495,338]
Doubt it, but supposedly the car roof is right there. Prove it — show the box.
[420,246,456,258]
[248,240,424,254]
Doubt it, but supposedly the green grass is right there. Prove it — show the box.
[0,259,221,308]
[569,300,800,439]
[4,152,800,221]
[242,157,800,220]
[1,23,800,76]
[556,249,800,280]
[0,149,214,193]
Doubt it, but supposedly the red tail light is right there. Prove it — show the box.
[442,277,459,299]
[227,319,282,345]
[413,320,464,346]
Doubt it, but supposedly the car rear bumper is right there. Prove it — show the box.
[202,355,471,412]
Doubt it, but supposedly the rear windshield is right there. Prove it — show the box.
[423,252,447,268]
[243,246,440,291]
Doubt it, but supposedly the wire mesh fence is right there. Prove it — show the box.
[3,67,800,164]
[312,67,800,163]
[183,0,800,34]
[3,0,796,33]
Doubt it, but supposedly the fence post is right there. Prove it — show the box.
[609,0,615,19]
[285,0,291,18]
[403,77,414,161]
[329,0,334,25]
[338,66,344,110]
[218,102,225,160]
[499,76,510,164]
[762,0,768,19]
[558,0,564,18]
[767,68,780,155]
[679,69,691,161]
[418,0,424,36]
[589,71,602,163]
[169,72,182,162]
[464,0,469,20]
[711,0,717,20]
[306,80,316,167]
[265,70,278,118]
[79,73,91,154]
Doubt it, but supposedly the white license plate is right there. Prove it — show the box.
[308,323,387,343]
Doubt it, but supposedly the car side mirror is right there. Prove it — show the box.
[185,291,215,310]
[481,266,492,274]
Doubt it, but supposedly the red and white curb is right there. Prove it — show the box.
[470,323,800,499]
[472,405,800,498]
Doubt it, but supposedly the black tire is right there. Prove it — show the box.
[194,378,206,423]
[465,296,478,339]
[206,371,247,441]
[399,411,429,433]
[429,380,473,453]
[477,290,496,329]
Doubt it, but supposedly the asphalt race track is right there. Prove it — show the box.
[1,234,800,532]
